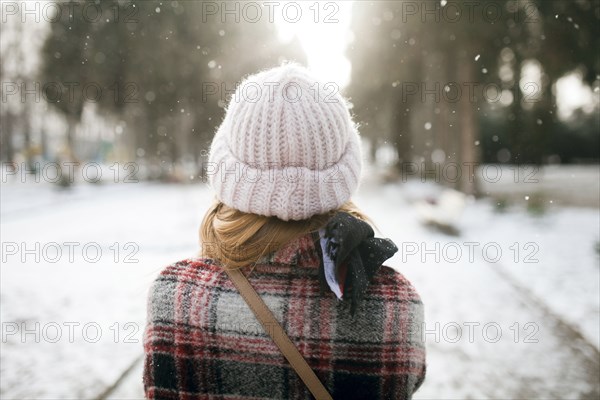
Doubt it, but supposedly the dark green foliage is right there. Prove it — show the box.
[39,0,306,164]
[347,0,600,174]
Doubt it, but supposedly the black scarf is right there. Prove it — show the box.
[313,212,398,318]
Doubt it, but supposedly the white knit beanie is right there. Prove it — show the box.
[207,63,362,221]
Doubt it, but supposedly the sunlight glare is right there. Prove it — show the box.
[274,1,354,89]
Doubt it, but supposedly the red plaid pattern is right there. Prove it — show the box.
[143,232,426,399]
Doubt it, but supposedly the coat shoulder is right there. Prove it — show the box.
[145,257,221,322]
[375,265,424,304]
[151,257,222,287]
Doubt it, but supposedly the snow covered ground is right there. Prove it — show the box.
[359,178,600,399]
[1,169,599,399]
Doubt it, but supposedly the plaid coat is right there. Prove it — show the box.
[143,232,426,399]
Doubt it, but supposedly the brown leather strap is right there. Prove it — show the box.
[223,266,333,400]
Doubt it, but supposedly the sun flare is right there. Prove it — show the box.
[274,1,354,89]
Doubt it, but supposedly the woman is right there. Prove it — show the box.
[143,63,426,399]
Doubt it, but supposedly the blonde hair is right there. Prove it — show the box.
[200,199,374,270]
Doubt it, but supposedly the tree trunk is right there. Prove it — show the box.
[392,91,413,172]
[23,99,33,168]
[66,114,77,160]
[457,50,479,196]
[0,111,15,163]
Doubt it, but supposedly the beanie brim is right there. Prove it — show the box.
[208,123,363,221]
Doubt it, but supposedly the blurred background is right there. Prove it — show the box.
[1,1,599,398]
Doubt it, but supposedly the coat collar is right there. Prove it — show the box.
[254,232,321,270]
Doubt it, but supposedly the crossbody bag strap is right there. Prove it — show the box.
[223,266,333,400]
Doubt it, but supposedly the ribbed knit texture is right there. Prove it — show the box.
[208,63,363,220]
